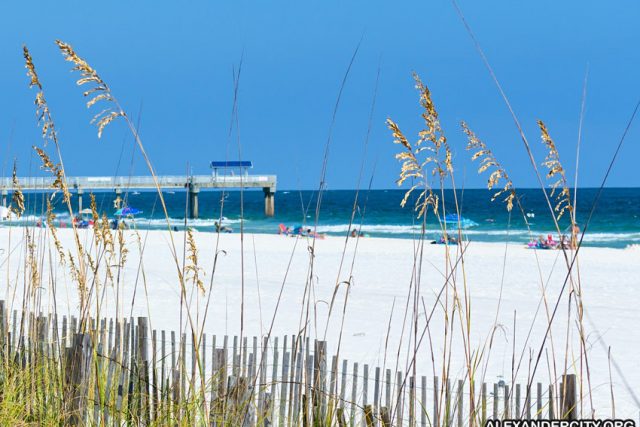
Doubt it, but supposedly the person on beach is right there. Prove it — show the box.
[444,234,458,244]
[297,227,325,239]
[571,224,580,249]
[547,234,556,247]
[431,233,457,245]
[278,224,292,235]
[537,235,548,249]
[215,221,233,233]
[350,229,357,238]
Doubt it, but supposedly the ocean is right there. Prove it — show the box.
[6,188,640,249]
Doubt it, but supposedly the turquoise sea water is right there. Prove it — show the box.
[6,188,640,248]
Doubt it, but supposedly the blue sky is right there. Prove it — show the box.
[1,1,639,190]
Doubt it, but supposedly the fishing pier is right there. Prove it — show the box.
[0,170,277,218]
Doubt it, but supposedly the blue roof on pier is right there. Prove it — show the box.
[210,161,253,168]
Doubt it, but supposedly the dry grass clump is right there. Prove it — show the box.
[386,73,452,218]
[462,121,516,212]
[186,228,205,294]
[537,120,573,221]
[10,162,25,218]
[24,46,71,203]
[56,40,123,138]
[54,39,191,309]
[46,200,66,264]
[24,46,55,144]
[384,69,603,424]
[387,74,489,425]
[24,45,90,313]
[34,146,65,199]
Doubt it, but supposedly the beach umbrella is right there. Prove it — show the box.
[115,207,142,216]
[79,208,93,215]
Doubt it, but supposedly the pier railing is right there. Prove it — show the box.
[0,301,578,426]
[0,174,277,190]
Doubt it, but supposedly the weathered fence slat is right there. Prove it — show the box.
[434,376,440,427]
[537,382,543,419]
[457,379,463,427]
[561,374,577,420]
[396,371,403,427]
[349,362,358,426]
[421,376,427,427]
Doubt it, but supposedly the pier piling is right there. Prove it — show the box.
[114,187,122,209]
[77,188,84,213]
[188,184,200,219]
[263,187,275,217]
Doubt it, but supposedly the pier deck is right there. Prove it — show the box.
[0,174,277,217]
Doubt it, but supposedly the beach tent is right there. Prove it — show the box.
[443,213,478,229]
[115,207,143,216]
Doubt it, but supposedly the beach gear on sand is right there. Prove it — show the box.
[289,225,325,239]
[431,234,458,245]
[215,221,233,233]
[307,231,325,239]
[527,236,558,250]
[527,241,554,250]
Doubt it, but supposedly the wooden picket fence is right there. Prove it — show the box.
[0,300,578,425]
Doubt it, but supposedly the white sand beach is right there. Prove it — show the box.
[1,227,639,417]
